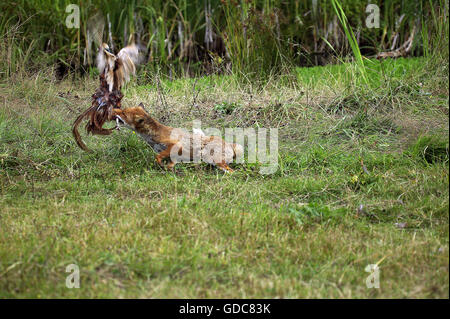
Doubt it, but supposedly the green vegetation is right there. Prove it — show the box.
[0,54,448,298]
[1,0,446,79]
[0,0,448,299]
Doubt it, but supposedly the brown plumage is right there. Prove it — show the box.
[72,43,141,152]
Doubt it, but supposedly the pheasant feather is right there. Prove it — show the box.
[72,43,142,151]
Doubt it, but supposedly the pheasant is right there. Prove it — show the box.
[72,43,142,151]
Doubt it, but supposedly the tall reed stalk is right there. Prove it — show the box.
[0,0,447,80]
[330,0,367,85]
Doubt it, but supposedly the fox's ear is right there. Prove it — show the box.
[138,102,148,112]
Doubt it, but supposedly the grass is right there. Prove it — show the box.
[331,0,367,84]
[0,56,448,298]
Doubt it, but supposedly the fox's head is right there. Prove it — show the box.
[113,104,150,131]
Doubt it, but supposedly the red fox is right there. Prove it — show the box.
[112,105,243,172]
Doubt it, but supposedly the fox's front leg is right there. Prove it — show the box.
[216,161,234,173]
[166,160,177,171]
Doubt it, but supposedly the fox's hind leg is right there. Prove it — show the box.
[216,162,234,173]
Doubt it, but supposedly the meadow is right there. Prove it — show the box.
[0,54,448,298]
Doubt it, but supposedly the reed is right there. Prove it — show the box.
[330,0,367,84]
[0,0,447,80]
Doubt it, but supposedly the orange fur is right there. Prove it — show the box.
[113,106,243,172]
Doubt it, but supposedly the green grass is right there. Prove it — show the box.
[0,57,448,298]
[296,57,426,87]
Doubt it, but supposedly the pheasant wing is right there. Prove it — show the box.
[116,44,142,89]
